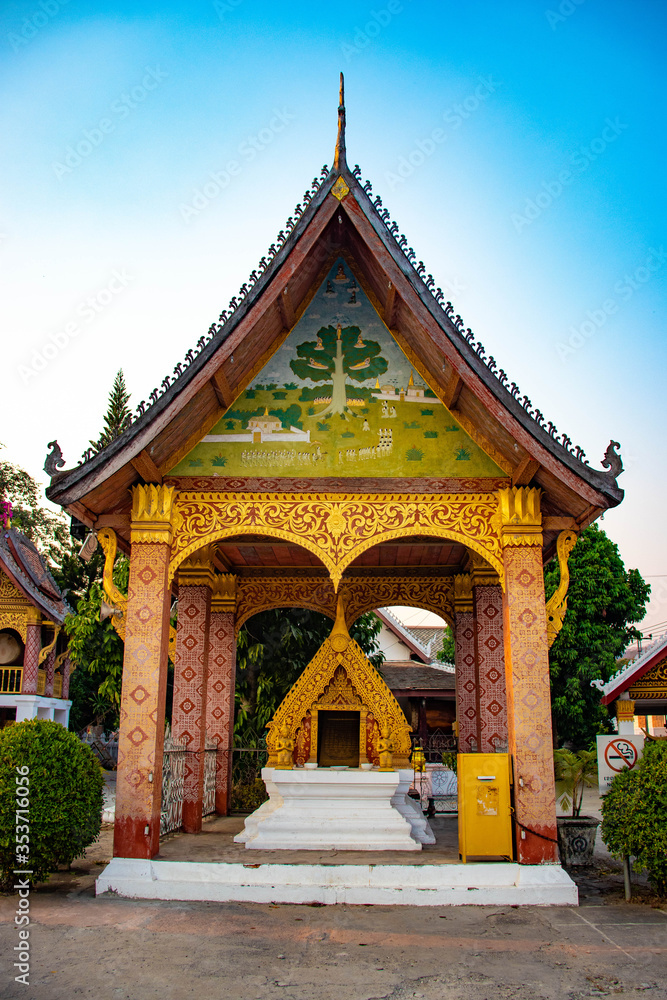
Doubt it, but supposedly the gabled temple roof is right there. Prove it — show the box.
[0,528,72,624]
[46,76,623,559]
[376,608,432,663]
[382,663,456,695]
[601,636,667,705]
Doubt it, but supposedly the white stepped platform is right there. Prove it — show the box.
[97,858,578,906]
[234,767,428,852]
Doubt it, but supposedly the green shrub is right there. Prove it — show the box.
[441,751,457,773]
[0,720,104,890]
[231,778,268,814]
[554,747,597,816]
[601,738,667,895]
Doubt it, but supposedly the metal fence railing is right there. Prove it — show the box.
[203,741,217,817]
[0,666,22,694]
[411,729,458,762]
[161,734,186,836]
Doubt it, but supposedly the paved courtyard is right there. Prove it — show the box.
[0,817,665,1000]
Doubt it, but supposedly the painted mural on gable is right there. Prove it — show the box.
[170,259,505,479]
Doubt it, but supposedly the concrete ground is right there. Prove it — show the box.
[0,792,664,1000]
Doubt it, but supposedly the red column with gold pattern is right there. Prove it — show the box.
[207,574,237,815]
[21,610,42,695]
[114,485,175,860]
[454,574,478,753]
[500,487,558,865]
[43,643,57,697]
[471,557,508,753]
[172,552,214,834]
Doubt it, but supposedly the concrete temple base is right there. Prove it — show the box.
[234,767,427,851]
[96,858,578,906]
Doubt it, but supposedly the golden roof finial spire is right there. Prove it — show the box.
[334,72,346,171]
[329,591,351,652]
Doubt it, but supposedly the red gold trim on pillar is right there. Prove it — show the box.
[21,609,42,695]
[454,574,478,753]
[114,484,175,860]
[499,487,558,864]
[473,584,508,752]
[172,576,212,834]
[207,604,237,814]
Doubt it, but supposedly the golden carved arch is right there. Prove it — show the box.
[234,573,455,632]
[169,492,503,589]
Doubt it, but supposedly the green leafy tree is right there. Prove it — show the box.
[90,369,132,452]
[601,738,667,895]
[64,558,129,731]
[234,608,383,744]
[546,525,650,748]
[290,325,388,418]
[0,447,68,561]
[436,625,456,665]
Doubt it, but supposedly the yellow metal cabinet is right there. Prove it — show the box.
[457,753,513,862]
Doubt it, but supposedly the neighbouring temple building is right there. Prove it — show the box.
[0,527,73,727]
[601,635,667,737]
[45,79,625,893]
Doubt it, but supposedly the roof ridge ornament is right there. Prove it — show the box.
[601,440,623,481]
[334,72,346,171]
[44,441,65,479]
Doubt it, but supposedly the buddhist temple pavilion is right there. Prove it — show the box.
[0,526,74,727]
[45,78,624,898]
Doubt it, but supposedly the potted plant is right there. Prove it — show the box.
[554,747,600,866]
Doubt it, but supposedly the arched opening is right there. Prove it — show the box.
[0,628,23,728]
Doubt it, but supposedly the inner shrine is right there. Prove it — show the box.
[45,77,625,904]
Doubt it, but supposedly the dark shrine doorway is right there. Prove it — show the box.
[317,710,360,767]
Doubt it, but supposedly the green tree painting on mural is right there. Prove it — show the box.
[290,324,388,418]
[546,524,650,748]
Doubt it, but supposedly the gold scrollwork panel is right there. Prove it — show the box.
[234,574,455,631]
[0,572,30,642]
[169,492,503,590]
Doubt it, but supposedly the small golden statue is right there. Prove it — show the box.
[411,746,426,773]
[378,721,394,771]
[274,723,294,770]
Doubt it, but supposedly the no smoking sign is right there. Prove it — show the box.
[604,739,638,772]
[597,735,644,793]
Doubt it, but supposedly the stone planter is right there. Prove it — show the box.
[557,815,600,866]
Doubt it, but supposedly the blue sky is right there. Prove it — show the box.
[1,0,665,632]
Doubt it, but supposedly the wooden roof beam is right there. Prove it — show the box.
[130,448,163,484]
[543,516,577,531]
[384,281,397,327]
[210,368,234,409]
[95,513,130,531]
[512,455,540,486]
[442,368,463,410]
[278,285,296,331]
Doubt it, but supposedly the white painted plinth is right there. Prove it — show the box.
[234,767,423,851]
[97,858,578,906]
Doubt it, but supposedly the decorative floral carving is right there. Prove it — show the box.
[170,491,502,589]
